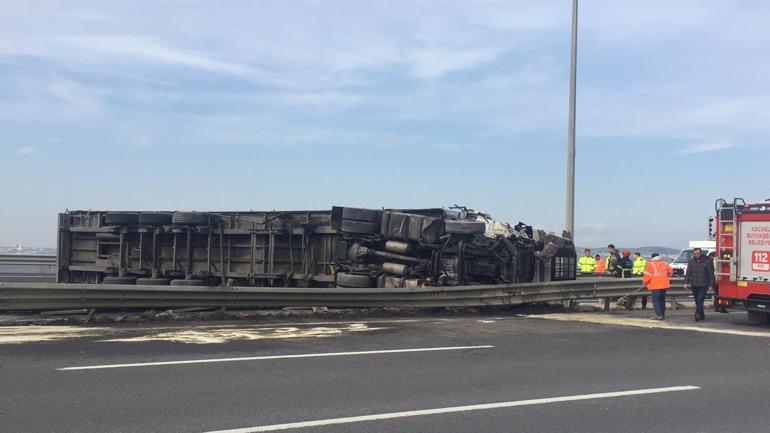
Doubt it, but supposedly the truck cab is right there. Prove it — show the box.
[715,198,770,323]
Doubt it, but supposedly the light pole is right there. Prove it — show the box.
[566,0,578,239]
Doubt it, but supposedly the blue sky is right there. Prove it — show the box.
[1,0,769,248]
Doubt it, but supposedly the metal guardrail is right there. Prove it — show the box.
[0,254,56,283]
[0,278,688,311]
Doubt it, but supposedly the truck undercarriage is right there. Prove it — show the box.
[57,206,576,288]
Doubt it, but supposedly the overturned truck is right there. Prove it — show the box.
[57,207,576,288]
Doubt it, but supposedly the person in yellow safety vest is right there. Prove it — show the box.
[632,252,649,310]
[606,244,620,275]
[632,252,647,276]
[578,249,597,273]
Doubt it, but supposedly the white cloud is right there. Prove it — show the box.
[580,221,610,233]
[679,141,735,155]
[59,35,259,79]
[17,146,37,156]
[408,47,502,79]
[581,0,720,41]
[49,78,101,114]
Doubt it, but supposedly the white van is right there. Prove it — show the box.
[671,240,716,276]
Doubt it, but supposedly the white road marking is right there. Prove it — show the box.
[57,345,494,371]
[529,313,770,338]
[201,385,701,433]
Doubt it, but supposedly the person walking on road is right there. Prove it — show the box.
[578,249,597,274]
[643,253,673,320]
[685,247,715,321]
[594,254,606,273]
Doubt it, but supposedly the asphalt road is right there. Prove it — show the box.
[2,309,770,433]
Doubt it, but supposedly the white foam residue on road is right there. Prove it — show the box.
[101,323,387,344]
[0,326,110,344]
[529,313,770,338]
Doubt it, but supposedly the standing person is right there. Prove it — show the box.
[606,244,620,275]
[594,254,606,273]
[618,249,636,309]
[618,249,634,278]
[578,249,597,274]
[632,252,647,277]
[685,247,716,321]
[633,252,649,310]
[643,253,673,320]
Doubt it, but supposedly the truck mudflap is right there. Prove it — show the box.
[719,297,770,313]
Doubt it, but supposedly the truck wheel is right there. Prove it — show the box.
[445,220,486,235]
[336,272,374,288]
[340,220,378,234]
[136,277,172,286]
[747,311,770,324]
[169,279,207,286]
[102,276,137,285]
[342,207,379,222]
[138,212,173,225]
[172,212,210,225]
[104,212,139,225]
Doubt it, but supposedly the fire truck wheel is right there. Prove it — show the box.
[136,278,172,286]
[172,212,210,226]
[340,219,378,234]
[138,212,173,225]
[104,212,139,226]
[341,207,379,222]
[102,276,138,285]
[169,279,207,286]
[747,310,770,324]
[444,220,486,235]
[336,272,374,288]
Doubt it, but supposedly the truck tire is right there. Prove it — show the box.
[172,212,210,226]
[138,212,173,225]
[136,277,171,286]
[104,212,139,225]
[336,272,374,288]
[445,220,486,235]
[340,219,378,234]
[102,276,137,285]
[170,279,207,286]
[342,207,379,222]
[747,310,770,324]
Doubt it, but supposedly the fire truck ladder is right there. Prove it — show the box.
[715,198,744,281]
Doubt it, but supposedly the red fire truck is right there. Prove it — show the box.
[714,198,770,323]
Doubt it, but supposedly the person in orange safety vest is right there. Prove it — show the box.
[643,253,673,320]
[594,254,607,273]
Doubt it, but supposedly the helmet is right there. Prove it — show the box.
[622,249,631,257]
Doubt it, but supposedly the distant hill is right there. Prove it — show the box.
[577,246,681,258]
[0,246,56,255]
